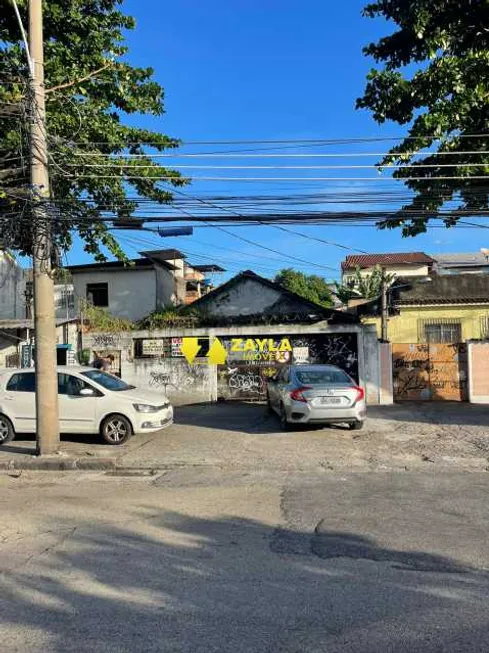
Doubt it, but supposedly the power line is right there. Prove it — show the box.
[170,188,341,272]
[55,174,489,182]
[59,134,489,146]
[66,150,489,159]
[57,163,489,170]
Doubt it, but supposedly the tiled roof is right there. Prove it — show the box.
[342,252,433,270]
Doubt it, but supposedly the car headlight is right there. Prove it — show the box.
[133,403,160,413]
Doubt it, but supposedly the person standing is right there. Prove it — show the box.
[91,353,115,373]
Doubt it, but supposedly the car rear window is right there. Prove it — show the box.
[295,369,351,385]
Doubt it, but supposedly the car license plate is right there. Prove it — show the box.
[319,396,342,405]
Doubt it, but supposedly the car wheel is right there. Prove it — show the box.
[101,414,132,445]
[280,405,290,431]
[349,421,364,431]
[0,414,15,446]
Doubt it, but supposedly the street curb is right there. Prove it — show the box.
[0,457,118,471]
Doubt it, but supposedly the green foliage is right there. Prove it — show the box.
[137,308,200,330]
[82,301,133,332]
[0,0,187,260]
[357,0,489,236]
[78,348,91,365]
[274,268,333,307]
[334,266,395,304]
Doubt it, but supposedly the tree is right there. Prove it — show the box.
[274,269,332,307]
[0,0,186,261]
[357,0,489,236]
[334,266,395,304]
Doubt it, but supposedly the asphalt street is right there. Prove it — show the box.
[0,468,488,652]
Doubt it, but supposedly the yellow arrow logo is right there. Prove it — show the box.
[207,338,227,365]
[180,338,201,364]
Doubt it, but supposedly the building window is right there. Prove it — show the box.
[86,282,108,307]
[419,319,462,344]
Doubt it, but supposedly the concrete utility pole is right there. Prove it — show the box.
[29,0,60,454]
[380,267,389,342]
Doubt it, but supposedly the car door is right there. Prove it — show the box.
[272,367,290,408]
[3,372,37,433]
[57,373,99,433]
[267,369,283,408]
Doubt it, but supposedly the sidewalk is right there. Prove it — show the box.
[1,401,488,472]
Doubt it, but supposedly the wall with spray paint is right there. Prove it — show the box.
[82,323,389,405]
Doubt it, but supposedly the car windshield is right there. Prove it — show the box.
[82,370,135,391]
[295,369,352,385]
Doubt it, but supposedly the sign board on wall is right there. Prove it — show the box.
[21,345,33,368]
[171,337,183,357]
[141,339,167,356]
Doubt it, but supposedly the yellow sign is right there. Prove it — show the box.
[207,338,227,365]
[180,338,201,365]
[180,336,292,365]
[180,337,227,365]
[231,338,292,353]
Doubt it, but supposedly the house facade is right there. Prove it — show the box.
[359,274,489,344]
[69,250,224,323]
[82,270,392,406]
[341,252,434,283]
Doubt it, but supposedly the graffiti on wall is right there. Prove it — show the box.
[144,360,210,395]
[392,343,467,401]
[92,333,119,348]
[217,333,358,400]
[220,366,264,397]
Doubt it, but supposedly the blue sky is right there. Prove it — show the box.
[67,0,488,281]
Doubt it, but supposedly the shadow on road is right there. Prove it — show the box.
[173,402,351,435]
[1,507,488,652]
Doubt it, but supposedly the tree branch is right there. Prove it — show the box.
[45,62,114,95]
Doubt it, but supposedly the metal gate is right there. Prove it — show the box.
[392,343,467,401]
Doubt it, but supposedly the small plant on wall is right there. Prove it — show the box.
[81,301,134,333]
[137,308,200,330]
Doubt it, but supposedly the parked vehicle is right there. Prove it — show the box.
[0,367,173,445]
[266,364,366,431]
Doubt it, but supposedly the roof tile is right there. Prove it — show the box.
[342,252,433,270]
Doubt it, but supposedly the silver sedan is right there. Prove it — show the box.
[266,364,366,431]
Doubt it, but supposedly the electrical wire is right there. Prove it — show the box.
[66,150,489,159]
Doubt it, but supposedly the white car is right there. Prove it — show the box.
[0,366,173,445]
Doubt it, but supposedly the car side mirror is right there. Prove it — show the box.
[79,387,95,397]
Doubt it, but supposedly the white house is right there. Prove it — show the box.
[341,252,434,283]
[68,249,224,323]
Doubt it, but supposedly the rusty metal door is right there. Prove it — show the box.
[392,343,467,402]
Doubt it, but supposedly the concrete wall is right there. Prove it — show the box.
[72,269,158,322]
[82,323,390,406]
[364,305,489,343]
[379,343,394,404]
[0,253,25,320]
[155,266,181,309]
[467,341,489,403]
